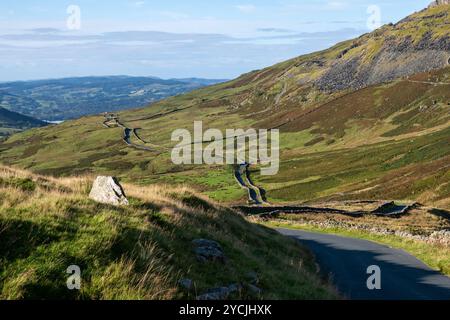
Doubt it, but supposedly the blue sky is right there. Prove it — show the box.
[0,0,432,81]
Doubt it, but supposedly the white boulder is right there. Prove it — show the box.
[89,176,129,206]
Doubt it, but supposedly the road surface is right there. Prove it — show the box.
[234,163,266,205]
[277,228,450,300]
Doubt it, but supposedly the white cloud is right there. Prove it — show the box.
[326,1,348,10]
[133,1,145,8]
[0,28,364,81]
[235,4,256,13]
[0,40,98,48]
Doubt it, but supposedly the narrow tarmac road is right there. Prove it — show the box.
[277,228,450,300]
[234,163,266,205]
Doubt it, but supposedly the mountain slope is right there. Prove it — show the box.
[0,4,449,209]
[315,4,449,91]
[0,107,46,137]
[0,76,226,121]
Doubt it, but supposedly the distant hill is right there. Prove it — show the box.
[0,76,226,121]
[0,107,46,137]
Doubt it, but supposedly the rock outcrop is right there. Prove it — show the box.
[429,0,450,8]
[196,282,263,300]
[178,278,193,291]
[89,176,129,206]
[192,239,226,263]
[315,4,450,92]
[196,284,242,300]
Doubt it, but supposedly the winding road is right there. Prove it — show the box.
[277,228,450,300]
[102,114,269,203]
[234,163,267,205]
[103,114,162,151]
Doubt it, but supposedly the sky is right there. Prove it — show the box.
[0,0,432,81]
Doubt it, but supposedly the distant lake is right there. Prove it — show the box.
[44,120,65,124]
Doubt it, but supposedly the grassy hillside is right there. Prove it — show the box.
[1,66,448,208]
[0,166,336,299]
[0,5,449,209]
[0,107,46,138]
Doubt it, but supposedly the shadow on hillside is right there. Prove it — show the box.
[429,208,450,220]
[0,219,67,261]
